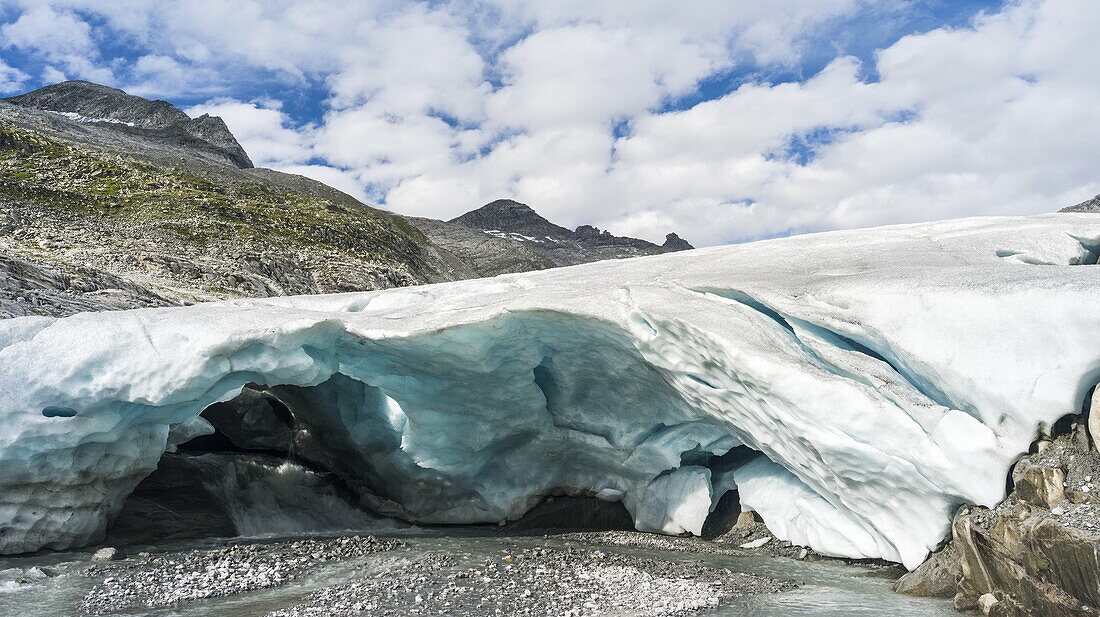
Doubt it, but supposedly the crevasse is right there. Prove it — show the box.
[1,214,1098,570]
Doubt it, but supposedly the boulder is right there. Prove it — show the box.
[740,537,771,549]
[91,547,119,561]
[1012,462,1066,508]
[22,566,52,579]
[734,510,763,529]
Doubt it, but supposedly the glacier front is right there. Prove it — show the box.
[1,214,1098,569]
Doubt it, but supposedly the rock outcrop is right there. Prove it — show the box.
[405,215,556,278]
[0,100,456,316]
[893,542,961,598]
[662,232,694,252]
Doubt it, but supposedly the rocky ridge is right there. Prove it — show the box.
[450,198,694,266]
[5,80,253,168]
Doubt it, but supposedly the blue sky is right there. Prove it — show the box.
[1,0,1097,246]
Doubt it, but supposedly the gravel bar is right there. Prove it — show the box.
[80,535,402,614]
[268,544,797,617]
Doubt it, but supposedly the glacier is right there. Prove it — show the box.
[0,214,1098,569]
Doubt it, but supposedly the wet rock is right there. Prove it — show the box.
[22,566,52,579]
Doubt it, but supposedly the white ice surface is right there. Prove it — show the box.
[1,214,1098,567]
[626,466,713,536]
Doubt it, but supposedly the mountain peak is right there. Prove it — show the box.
[4,80,253,168]
[449,199,574,239]
[6,80,190,129]
[447,198,694,265]
[662,233,694,251]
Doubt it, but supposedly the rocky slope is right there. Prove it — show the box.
[0,108,448,316]
[450,198,693,266]
[405,215,556,278]
[0,81,693,318]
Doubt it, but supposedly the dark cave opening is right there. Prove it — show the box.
[106,385,380,547]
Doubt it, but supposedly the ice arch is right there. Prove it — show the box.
[1,214,1099,569]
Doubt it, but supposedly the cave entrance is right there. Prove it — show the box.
[506,495,635,532]
[699,445,762,540]
[105,385,383,547]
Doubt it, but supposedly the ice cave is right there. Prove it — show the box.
[1,214,1098,571]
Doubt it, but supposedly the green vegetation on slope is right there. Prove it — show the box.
[0,121,428,270]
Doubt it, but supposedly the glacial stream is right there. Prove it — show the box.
[0,528,957,617]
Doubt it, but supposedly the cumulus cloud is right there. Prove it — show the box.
[0,5,115,83]
[0,58,28,94]
[1,0,1097,245]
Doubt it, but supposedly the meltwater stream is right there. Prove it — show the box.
[0,529,957,617]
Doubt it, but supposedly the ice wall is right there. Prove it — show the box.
[1,214,1098,569]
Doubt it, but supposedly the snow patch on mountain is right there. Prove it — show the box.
[46,110,137,126]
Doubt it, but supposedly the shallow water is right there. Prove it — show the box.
[0,529,957,617]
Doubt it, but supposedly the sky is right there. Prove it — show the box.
[0,0,1098,246]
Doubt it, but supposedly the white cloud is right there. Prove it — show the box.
[1,5,94,56]
[327,4,489,120]
[0,59,28,94]
[485,24,716,129]
[126,54,224,98]
[0,5,114,83]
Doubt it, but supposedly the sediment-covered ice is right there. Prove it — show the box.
[1,214,1098,568]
